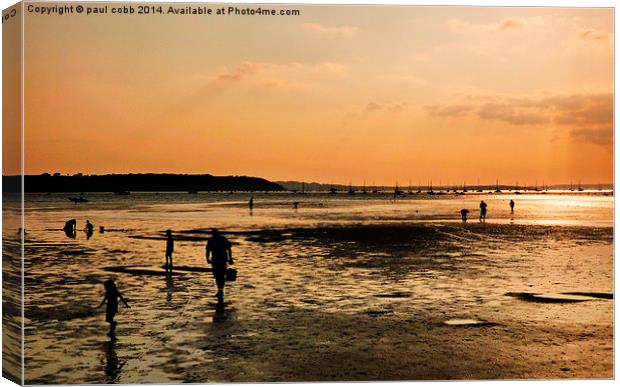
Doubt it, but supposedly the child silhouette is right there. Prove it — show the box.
[98,280,130,336]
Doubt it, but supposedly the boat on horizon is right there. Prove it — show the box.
[68,196,89,203]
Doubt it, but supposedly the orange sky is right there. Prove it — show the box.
[15,5,613,185]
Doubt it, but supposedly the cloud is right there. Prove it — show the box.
[425,92,613,146]
[498,18,525,31]
[212,61,346,89]
[574,28,612,42]
[571,127,613,146]
[448,17,529,34]
[478,102,548,126]
[543,93,612,126]
[216,62,264,82]
[302,23,359,37]
[425,104,474,118]
[366,102,382,111]
[567,28,613,51]
[365,101,407,113]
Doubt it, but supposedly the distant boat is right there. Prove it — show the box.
[394,182,404,197]
[495,179,501,193]
[114,190,130,195]
[69,197,89,203]
[296,182,307,195]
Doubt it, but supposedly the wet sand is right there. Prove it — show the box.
[22,221,613,383]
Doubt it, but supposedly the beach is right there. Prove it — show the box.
[15,192,613,383]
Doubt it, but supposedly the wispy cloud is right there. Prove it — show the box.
[498,18,525,31]
[211,61,346,89]
[302,23,359,37]
[574,28,612,42]
[425,104,474,118]
[448,17,532,34]
[365,101,407,113]
[425,93,613,146]
[571,127,613,145]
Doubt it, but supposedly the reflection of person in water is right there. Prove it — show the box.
[165,229,174,271]
[103,339,124,382]
[165,274,174,303]
[97,280,130,336]
[63,219,77,239]
[460,208,470,223]
[213,300,231,323]
[206,228,234,301]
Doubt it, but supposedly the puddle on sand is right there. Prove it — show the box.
[506,292,612,303]
[444,319,497,327]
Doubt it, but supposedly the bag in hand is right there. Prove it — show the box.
[225,268,237,281]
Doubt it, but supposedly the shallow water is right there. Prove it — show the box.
[15,191,613,383]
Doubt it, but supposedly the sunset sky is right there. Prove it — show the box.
[17,5,613,185]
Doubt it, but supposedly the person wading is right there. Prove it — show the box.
[206,228,234,301]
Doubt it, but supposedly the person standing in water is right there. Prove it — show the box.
[460,209,470,223]
[479,200,488,222]
[206,228,234,300]
[249,196,254,211]
[509,199,515,213]
[165,229,174,271]
[97,280,130,336]
[85,220,94,239]
[63,219,77,239]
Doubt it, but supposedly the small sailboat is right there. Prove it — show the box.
[348,183,355,195]
[68,196,89,203]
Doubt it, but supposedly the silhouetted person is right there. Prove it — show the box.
[165,229,174,271]
[97,280,130,336]
[510,199,515,213]
[99,226,105,233]
[479,201,488,222]
[460,209,470,223]
[293,201,299,210]
[206,228,233,301]
[63,219,77,239]
[249,196,254,210]
[85,220,94,239]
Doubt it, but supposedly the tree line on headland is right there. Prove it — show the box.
[2,173,285,193]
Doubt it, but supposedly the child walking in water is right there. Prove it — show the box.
[98,280,130,336]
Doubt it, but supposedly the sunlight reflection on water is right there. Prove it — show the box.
[15,191,613,383]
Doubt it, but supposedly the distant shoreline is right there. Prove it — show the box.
[2,173,285,193]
